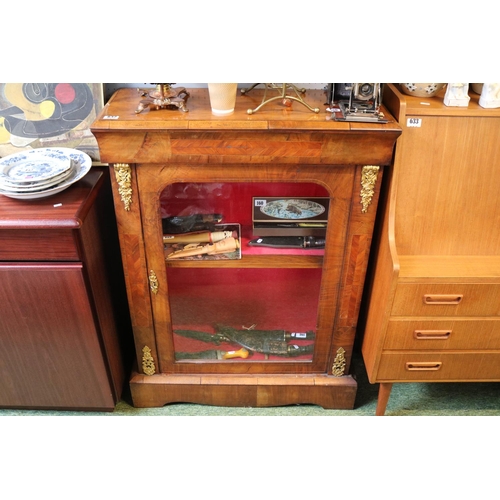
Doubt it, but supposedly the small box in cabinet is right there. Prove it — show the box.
[252,197,329,237]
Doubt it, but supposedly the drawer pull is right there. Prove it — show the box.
[406,362,442,371]
[414,330,451,340]
[423,294,463,305]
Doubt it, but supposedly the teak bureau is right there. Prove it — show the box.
[361,84,500,415]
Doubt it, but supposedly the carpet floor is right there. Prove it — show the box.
[1,353,499,416]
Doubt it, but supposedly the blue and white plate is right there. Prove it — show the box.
[0,162,76,192]
[0,148,92,200]
[0,148,72,184]
[260,199,326,219]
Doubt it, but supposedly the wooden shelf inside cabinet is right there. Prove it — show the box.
[91,87,401,409]
[165,254,324,268]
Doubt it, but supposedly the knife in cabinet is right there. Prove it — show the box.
[175,347,249,360]
[162,213,223,234]
[248,236,326,249]
[163,230,236,245]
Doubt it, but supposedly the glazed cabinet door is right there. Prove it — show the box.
[0,263,115,410]
[137,163,356,375]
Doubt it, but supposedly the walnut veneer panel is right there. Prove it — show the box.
[92,89,401,166]
[130,371,358,409]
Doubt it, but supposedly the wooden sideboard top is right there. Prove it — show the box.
[0,169,103,229]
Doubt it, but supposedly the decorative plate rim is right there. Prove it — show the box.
[0,148,72,183]
[0,148,91,200]
[260,198,326,219]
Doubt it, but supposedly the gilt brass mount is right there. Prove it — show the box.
[113,163,132,211]
[142,346,156,376]
[149,270,159,294]
[360,166,380,213]
[332,347,346,376]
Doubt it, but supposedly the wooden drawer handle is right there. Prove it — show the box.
[423,294,463,305]
[405,362,442,371]
[414,330,451,340]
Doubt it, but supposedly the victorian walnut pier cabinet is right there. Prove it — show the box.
[91,87,401,408]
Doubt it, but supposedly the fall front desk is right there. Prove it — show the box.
[91,87,401,408]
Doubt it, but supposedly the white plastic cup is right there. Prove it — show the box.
[208,83,238,115]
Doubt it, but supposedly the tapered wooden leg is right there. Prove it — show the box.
[375,383,393,416]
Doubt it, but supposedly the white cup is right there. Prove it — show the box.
[208,83,238,115]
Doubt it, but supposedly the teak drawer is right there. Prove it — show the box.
[384,319,500,351]
[377,352,500,381]
[391,283,500,317]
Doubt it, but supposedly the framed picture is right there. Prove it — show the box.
[0,83,104,162]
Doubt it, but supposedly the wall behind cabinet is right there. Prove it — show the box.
[104,83,328,101]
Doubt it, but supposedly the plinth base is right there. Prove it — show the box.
[129,371,357,409]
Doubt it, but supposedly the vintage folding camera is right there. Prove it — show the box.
[326,83,353,103]
[328,83,388,123]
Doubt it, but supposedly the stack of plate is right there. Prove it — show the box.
[0,147,92,200]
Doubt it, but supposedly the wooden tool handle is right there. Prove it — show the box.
[163,231,231,245]
[222,348,249,359]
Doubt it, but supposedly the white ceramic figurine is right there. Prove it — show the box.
[444,83,470,106]
[479,83,500,108]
